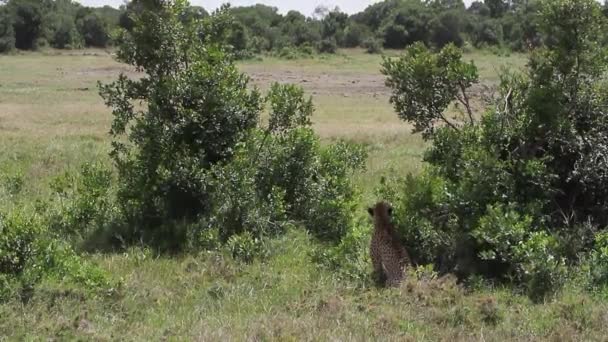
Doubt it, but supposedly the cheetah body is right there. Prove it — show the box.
[368,202,411,287]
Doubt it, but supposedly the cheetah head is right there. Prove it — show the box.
[367,201,393,218]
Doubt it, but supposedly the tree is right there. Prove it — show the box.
[484,0,509,17]
[9,0,46,50]
[470,18,503,47]
[427,0,466,11]
[48,13,81,49]
[321,9,348,44]
[468,1,491,16]
[380,2,432,49]
[77,12,109,47]
[342,22,371,47]
[0,5,15,52]
[381,0,608,299]
[99,1,263,244]
[312,5,329,20]
[430,10,465,48]
[381,43,478,139]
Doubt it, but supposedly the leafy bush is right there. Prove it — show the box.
[0,207,110,302]
[48,13,82,49]
[197,83,366,256]
[586,232,608,288]
[9,0,45,50]
[100,0,367,257]
[47,162,117,242]
[380,0,607,299]
[317,37,337,54]
[311,213,372,285]
[429,10,464,48]
[382,42,478,139]
[343,22,371,48]
[206,146,289,243]
[362,37,382,54]
[77,12,110,48]
[0,6,15,53]
[99,3,263,248]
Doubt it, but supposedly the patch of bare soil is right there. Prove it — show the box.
[242,67,390,97]
[76,65,139,78]
[241,65,497,109]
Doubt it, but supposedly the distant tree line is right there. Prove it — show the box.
[1,0,608,54]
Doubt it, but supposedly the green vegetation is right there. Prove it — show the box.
[2,0,608,339]
[3,0,608,56]
[381,0,608,300]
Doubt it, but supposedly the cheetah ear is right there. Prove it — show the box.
[367,207,374,217]
[388,207,393,216]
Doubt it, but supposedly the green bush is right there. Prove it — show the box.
[586,232,608,288]
[99,4,262,248]
[0,6,15,53]
[197,83,366,258]
[48,13,82,49]
[317,37,337,54]
[382,42,478,139]
[362,37,382,54]
[47,162,117,242]
[380,0,607,299]
[206,147,289,243]
[77,12,110,48]
[343,22,371,48]
[0,207,110,302]
[311,216,371,285]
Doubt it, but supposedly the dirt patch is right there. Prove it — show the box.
[242,66,390,97]
[76,65,139,78]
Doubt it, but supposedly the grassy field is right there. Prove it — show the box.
[5,49,607,341]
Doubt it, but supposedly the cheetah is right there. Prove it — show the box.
[368,201,411,287]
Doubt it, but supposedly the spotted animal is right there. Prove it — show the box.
[368,201,411,287]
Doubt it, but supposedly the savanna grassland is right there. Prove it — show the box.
[2,48,608,341]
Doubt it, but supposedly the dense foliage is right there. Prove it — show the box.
[381,0,608,300]
[0,0,116,50]
[3,0,607,55]
[98,0,366,253]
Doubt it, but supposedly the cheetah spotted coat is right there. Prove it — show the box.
[369,202,411,287]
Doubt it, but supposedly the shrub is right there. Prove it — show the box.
[311,216,371,285]
[586,232,608,288]
[99,3,263,248]
[198,83,366,256]
[429,10,464,49]
[277,46,299,60]
[362,37,382,54]
[1,171,24,197]
[0,207,110,302]
[47,162,118,242]
[0,6,15,53]
[343,22,371,48]
[48,14,82,49]
[380,0,607,298]
[77,13,110,48]
[317,37,337,54]
[100,1,368,257]
[382,42,479,139]
[226,231,271,263]
[206,147,289,243]
[9,0,45,50]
